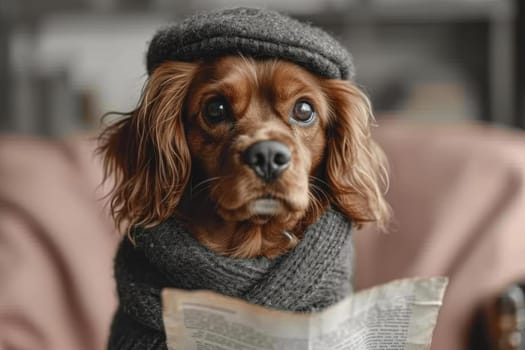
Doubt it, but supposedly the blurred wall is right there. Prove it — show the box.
[0,0,521,136]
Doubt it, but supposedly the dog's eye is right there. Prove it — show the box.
[291,100,316,126]
[203,97,230,124]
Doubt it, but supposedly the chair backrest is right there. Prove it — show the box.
[355,120,525,350]
[0,134,119,350]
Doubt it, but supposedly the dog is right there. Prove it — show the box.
[102,8,393,347]
[98,55,390,259]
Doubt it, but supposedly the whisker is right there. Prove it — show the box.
[190,177,221,198]
[309,182,330,203]
[307,190,323,214]
[309,175,330,188]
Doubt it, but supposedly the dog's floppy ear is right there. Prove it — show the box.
[98,61,198,231]
[322,79,391,229]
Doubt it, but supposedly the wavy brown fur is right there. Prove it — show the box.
[98,62,197,232]
[98,58,390,257]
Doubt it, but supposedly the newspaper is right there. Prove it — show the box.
[162,277,448,350]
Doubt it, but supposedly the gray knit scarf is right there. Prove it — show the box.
[108,208,353,349]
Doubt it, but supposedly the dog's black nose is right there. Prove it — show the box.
[243,141,291,182]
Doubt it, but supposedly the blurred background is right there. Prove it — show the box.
[0,0,523,136]
[1,1,525,350]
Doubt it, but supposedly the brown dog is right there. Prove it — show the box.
[99,56,390,258]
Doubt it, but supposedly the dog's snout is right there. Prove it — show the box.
[243,141,291,182]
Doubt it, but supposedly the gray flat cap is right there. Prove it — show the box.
[146,7,354,80]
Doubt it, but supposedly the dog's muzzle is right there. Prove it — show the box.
[242,140,291,182]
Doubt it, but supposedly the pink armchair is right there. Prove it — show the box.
[356,120,525,350]
[1,119,525,350]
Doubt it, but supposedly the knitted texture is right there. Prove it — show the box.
[108,208,353,349]
[146,7,354,80]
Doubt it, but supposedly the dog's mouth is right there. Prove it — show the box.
[216,192,303,224]
[248,197,285,224]
[250,197,284,215]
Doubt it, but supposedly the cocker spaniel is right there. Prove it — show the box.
[99,55,389,258]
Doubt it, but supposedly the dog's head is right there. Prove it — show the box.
[100,56,389,258]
